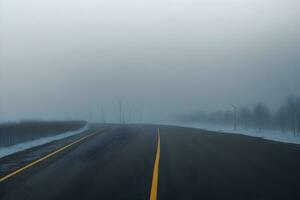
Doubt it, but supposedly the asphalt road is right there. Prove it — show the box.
[1,125,300,200]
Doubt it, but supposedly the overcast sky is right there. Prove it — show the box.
[0,0,299,123]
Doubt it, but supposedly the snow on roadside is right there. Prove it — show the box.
[168,123,300,145]
[0,125,90,159]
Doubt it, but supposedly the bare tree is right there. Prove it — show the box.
[254,103,270,132]
[231,105,238,130]
[275,106,286,133]
[174,96,300,135]
[296,97,300,136]
[239,108,252,130]
[286,96,297,136]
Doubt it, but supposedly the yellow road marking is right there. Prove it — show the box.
[150,128,161,200]
[0,131,98,183]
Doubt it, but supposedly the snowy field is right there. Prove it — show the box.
[169,123,300,145]
[0,125,90,159]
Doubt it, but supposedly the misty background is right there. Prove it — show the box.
[0,0,299,123]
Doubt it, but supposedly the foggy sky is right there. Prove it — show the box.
[0,0,300,123]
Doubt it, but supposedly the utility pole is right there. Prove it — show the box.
[294,111,297,136]
[231,105,238,131]
[65,111,69,121]
[140,109,143,124]
[101,105,106,124]
[89,109,93,123]
[128,108,132,124]
[119,102,122,124]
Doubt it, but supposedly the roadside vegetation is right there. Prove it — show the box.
[174,96,300,136]
[0,121,87,147]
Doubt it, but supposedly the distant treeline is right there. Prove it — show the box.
[0,121,87,147]
[174,96,300,136]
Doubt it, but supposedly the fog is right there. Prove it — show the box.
[0,0,299,123]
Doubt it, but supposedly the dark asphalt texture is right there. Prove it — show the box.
[1,125,300,200]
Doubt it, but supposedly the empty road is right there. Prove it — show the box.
[1,125,300,200]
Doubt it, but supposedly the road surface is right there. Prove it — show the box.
[1,124,300,200]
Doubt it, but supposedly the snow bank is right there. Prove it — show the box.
[0,125,90,159]
[168,123,300,145]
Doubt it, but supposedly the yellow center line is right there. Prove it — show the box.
[150,128,161,200]
[0,130,98,183]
